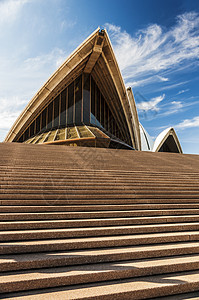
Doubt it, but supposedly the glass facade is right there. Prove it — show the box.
[18,73,131,147]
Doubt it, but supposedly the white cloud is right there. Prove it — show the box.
[171,101,183,110]
[60,20,77,31]
[177,89,190,95]
[155,81,190,92]
[0,47,68,140]
[0,110,20,130]
[127,75,169,88]
[175,116,199,129]
[0,0,29,25]
[24,48,67,70]
[105,12,199,83]
[0,95,27,140]
[159,101,183,117]
[137,94,165,112]
[157,75,169,82]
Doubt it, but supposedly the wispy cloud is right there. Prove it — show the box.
[105,12,199,84]
[155,81,190,92]
[137,94,165,112]
[0,95,27,140]
[0,0,29,25]
[127,75,169,88]
[24,48,67,70]
[175,116,199,129]
[177,89,190,95]
[156,75,169,82]
[158,100,184,117]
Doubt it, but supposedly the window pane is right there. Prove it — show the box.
[83,73,90,124]
[24,128,29,140]
[60,89,66,127]
[104,102,108,131]
[54,96,59,128]
[101,95,104,128]
[96,85,101,127]
[108,108,112,133]
[18,135,23,142]
[47,102,53,130]
[91,77,95,125]
[41,108,47,131]
[30,120,35,137]
[75,75,82,125]
[36,115,41,133]
[67,82,74,125]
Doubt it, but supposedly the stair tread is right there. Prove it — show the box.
[2,215,199,230]
[2,270,199,299]
[2,209,199,214]
[2,222,199,236]
[1,241,199,266]
[1,214,199,222]
[2,253,199,283]
[1,230,198,246]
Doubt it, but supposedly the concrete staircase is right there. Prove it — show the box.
[1,142,199,299]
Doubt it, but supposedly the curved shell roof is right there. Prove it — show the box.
[139,123,154,151]
[5,28,139,150]
[153,127,182,153]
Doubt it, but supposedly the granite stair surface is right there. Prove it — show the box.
[1,142,199,299]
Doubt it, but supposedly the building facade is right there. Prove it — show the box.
[5,28,182,153]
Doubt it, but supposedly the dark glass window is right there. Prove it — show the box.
[104,102,108,131]
[60,90,67,127]
[41,108,47,131]
[91,77,95,125]
[47,102,53,130]
[18,135,23,142]
[101,95,105,128]
[96,86,101,127]
[36,115,41,133]
[109,110,112,135]
[54,96,59,128]
[30,120,35,137]
[74,75,82,125]
[67,82,74,125]
[116,124,120,139]
[83,73,90,124]
[113,119,116,136]
[108,107,111,133]
[24,128,29,140]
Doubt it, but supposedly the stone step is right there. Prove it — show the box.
[1,160,198,172]
[2,254,199,294]
[1,176,198,184]
[3,209,199,221]
[1,175,198,185]
[154,292,199,299]
[1,231,199,254]
[2,187,198,195]
[2,204,199,213]
[1,167,198,177]
[1,215,199,230]
[2,198,199,206]
[2,269,199,299]
[1,183,198,191]
[1,172,198,180]
[1,193,199,200]
[2,241,199,272]
[2,223,199,241]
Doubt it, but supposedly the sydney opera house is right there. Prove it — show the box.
[3,28,199,299]
[5,28,182,153]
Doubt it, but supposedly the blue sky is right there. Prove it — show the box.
[0,0,199,154]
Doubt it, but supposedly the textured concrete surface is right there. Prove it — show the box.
[1,143,199,299]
